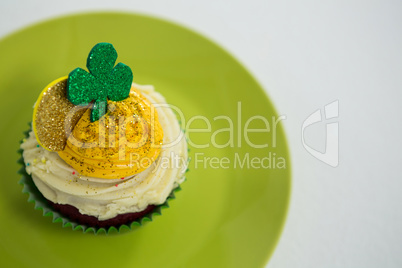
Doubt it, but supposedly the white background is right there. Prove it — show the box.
[1,1,401,267]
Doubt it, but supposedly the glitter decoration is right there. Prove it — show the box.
[33,78,88,151]
[67,43,133,122]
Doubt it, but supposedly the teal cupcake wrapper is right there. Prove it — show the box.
[18,126,187,235]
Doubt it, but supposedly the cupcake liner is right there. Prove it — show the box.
[17,126,187,235]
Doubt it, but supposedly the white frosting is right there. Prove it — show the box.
[21,84,188,220]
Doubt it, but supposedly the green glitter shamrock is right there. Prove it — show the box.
[67,43,133,122]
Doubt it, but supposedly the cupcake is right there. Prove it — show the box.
[19,43,188,233]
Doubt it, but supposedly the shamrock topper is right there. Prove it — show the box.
[67,43,133,122]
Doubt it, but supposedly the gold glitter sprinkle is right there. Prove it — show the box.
[41,157,46,164]
[34,78,88,151]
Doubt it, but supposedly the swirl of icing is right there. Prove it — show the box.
[58,87,164,179]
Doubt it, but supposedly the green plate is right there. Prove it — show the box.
[0,12,290,268]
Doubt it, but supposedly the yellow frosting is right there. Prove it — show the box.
[58,87,163,179]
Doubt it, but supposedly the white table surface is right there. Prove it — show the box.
[1,1,401,267]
